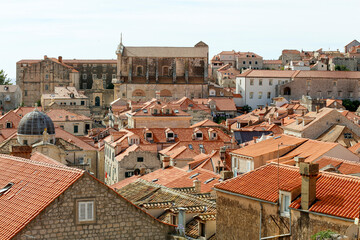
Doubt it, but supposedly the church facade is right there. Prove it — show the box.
[113,41,210,100]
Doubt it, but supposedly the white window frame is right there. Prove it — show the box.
[279,191,291,217]
[77,200,95,223]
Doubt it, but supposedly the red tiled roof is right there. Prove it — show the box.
[30,152,65,166]
[295,70,360,79]
[237,70,299,78]
[46,109,91,122]
[215,163,300,202]
[0,154,84,239]
[216,163,360,220]
[0,111,22,128]
[289,172,360,219]
[190,119,220,128]
[55,127,97,151]
[315,156,360,175]
[263,60,282,64]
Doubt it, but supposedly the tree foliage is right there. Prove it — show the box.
[311,230,336,240]
[342,99,360,112]
[335,65,349,71]
[0,70,12,85]
[242,105,252,113]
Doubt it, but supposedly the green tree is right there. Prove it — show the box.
[335,65,349,71]
[311,230,336,240]
[242,105,252,113]
[0,70,12,85]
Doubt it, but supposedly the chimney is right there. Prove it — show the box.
[10,146,32,159]
[294,156,305,167]
[58,56,62,63]
[162,156,170,169]
[170,158,175,167]
[193,178,201,193]
[44,55,48,60]
[299,162,319,210]
[315,105,319,113]
[221,171,233,180]
[177,207,187,236]
[140,167,146,176]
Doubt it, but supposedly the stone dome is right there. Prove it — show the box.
[17,109,55,135]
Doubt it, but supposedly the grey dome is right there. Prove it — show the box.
[18,110,55,135]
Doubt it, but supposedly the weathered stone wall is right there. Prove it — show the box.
[280,77,360,101]
[128,116,192,129]
[114,83,208,101]
[14,174,174,239]
[216,191,290,240]
[291,210,352,240]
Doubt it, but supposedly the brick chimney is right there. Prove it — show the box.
[58,56,62,63]
[162,156,170,169]
[193,178,201,193]
[294,156,305,167]
[10,146,32,159]
[221,171,233,180]
[299,162,319,210]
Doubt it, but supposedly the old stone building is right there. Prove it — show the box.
[215,162,358,240]
[0,154,174,239]
[113,40,209,100]
[16,56,80,106]
[0,85,22,112]
[62,59,117,90]
[278,70,360,101]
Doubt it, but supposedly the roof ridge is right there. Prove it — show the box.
[0,154,84,173]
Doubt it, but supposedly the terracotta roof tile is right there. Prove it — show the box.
[0,154,84,239]
[46,109,91,122]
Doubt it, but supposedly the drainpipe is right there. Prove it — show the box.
[259,202,263,240]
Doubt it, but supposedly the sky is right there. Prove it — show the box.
[1,0,360,82]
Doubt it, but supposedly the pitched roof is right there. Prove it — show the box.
[30,151,65,166]
[315,156,360,175]
[237,70,299,78]
[215,163,360,220]
[211,98,237,111]
[46,109,91,122]
[55,127,97,151]
[0,154,84,239]
[42,87,87,100]
[231,135,307,158]
[123,45,208,58]
[295,70,360,79]
[190,119,220,128]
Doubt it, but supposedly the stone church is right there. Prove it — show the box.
[113,40,210,100]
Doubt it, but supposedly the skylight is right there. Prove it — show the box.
[189,173,200,179]
[204,178,216,184]
[0,182,14,196]
[188,144,193,150]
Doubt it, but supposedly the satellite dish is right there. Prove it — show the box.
[345,224,359,240]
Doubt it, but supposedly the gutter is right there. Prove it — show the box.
[215,188,277,205]
[290,207,354,223]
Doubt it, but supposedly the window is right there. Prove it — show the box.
[199,222,206,237]
[92,74,97,79]
[23,140,28,145]
[95,96,100,107]
[24,90,27,96]
[267,92,271,99]
[306,80,311,86]
[250,79,254,85]
[136,66,143,76]
[249,61,252,65]
[82,74,87,79]
[283,195,290,213]
[172,215,177,225]
[246,161,252,172]
[6,122,11,128]
[102,74,106,80]
[249,92,254,99]
[125,171,134,178]
[45,74,49,79]
[60,125,64,129]
[269,79,273,85]
[167,132,174,138]
[255,61,258,65]
[258,92,262,99]
[338,91,343,97]
[112,74,116,79]
[153,109,158,115]
[259,79,262,86]
[82,83,87,89]
[83,64,87,67]
[162,66,169,76]
[77,200,95,223]
[243,61,246,64]
[333,80,337,87]
[146,132,152,138]
[196,132,203,138]
[344,133,353,139]
[327,91,332,97]
[137,157,144,162]
[81,101,85,105]
[74,125,79,133]
[349,91,353,98]
[317,91,322,98]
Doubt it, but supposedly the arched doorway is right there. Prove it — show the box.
[284,87,291,95]
[95,96,100,106]
[134,168,140,175]
[132,89,146,97]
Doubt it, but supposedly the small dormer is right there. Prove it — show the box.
[144,128,153,142]
[208,128,217,140]
[150,105,161,115]
[162,105,172,115]
[193,128,203,140]
[5,121,12,129]
[165,128,175,142]
[128,135,140,145]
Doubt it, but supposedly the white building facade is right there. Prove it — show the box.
[235,70,298,109]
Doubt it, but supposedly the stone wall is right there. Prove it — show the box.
[14,173,174,239]
[291,210,352,240]
[114,83,208,101]
[216,191,290,240]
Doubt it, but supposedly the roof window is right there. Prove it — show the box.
[152,179,158,182]
[0,182,14,196]
[205,178,216,184]
[189,173,200,179]
[188,144,193,150]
